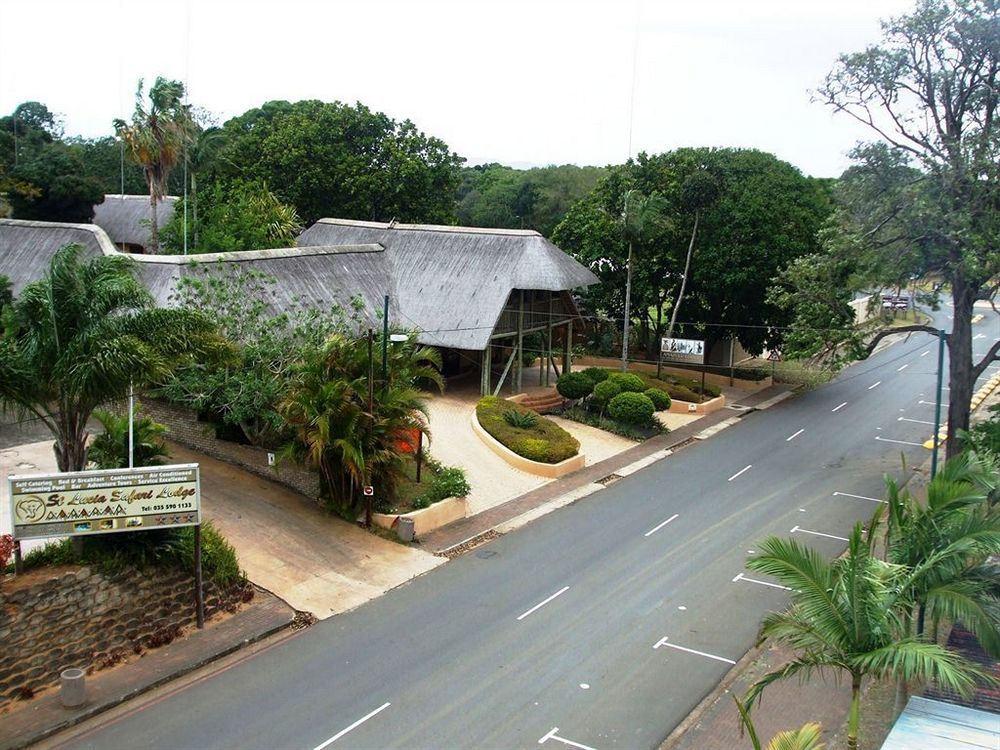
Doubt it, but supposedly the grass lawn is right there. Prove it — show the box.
[381,455,440,515]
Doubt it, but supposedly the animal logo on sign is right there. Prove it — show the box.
[15,496,46,523]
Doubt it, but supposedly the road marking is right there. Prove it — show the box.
[898,417,934,425]
[786,428,805,442]
[728,465,752,482]
[732,572,791,591]
[875,436,926,447]
[644,513,679,537]
[653,637,736,665]
[918,400,948,407]
[974,333,985,340]
[791,525,849,542]
[833,491,885,503]
[897,364,909,372]
[831,402,848,412]
[313,702,391,750]
[921,350,930,357]
[868,381,882,390]
[538,727,597,750]
[518,586,570,621]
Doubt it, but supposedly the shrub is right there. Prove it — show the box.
[668,385,701,403]
[591,380,621,409]
[644,388,671,411]
[607,372,645,393]
[580,367,610,384]
[560,404,666,441]
[557,371,594,400]
[504,409,539,428]
[608,392,656,425]
[0,534,14,581]
[476,396,579,464]
[412,467,471,509]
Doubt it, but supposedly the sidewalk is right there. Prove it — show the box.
[420,383,795,553]
[0,589,295,750]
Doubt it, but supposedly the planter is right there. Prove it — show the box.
[576,356,772,392]
[471,414,586,478]
[667,394,727,415]
[371,495,468,537]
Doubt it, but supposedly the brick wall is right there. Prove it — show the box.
[143,400,321,501]
[0,565,246,707]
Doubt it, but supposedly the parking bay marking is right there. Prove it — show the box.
[732,572,791,591]
[518,586,570,621]
[644,513,679,537]
[898,417,934,426]
[538,727,598,750]
[833,491,885,504]
[312,702,391,750]
[875,436,926,447]
[791,525,848,542]
[653,637,736,665]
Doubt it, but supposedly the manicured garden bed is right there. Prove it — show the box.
[476,396,579,464]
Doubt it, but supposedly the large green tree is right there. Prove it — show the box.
[0,245,222,471]
[214,100,464,226]
[114,78,193,253]
[802,0,1000,458]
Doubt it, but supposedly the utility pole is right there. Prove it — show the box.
[382,295,389,391]
[931,329,946,478]
[366,328,375,528]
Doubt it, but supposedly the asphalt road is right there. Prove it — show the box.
[56,305,1000,750]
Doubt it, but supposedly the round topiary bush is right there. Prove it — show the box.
[557,371,594,400]
[644,388,671,411]
[591,379,621,409]
[580,367,610,384]
[608,392,656,425]
[607,372,645,393]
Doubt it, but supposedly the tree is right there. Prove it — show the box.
[734,697,826,750]
[744,526,985,750]
[88,404,170,469]
[0,245,223,471]
[279,330,442,521]
[215,100,464,225]
[6,145,105,222]
[159,178,302,254]
[812,0,1000,457]
[114,78,193,253]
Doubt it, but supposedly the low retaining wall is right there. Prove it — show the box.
[143,400,321,501]
[576,357,772,392]
[371,495,467,537]
[471,414,586,478]
[667,393,727,415]
[0,565,246,708]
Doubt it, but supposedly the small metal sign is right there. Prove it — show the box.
[661,337,705,364]
[8,464,200,540]
[767,349,782,362]
[363,486,374,496]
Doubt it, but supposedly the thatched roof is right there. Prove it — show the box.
[0,218,598,351]
[299,219,599,349]
[93,194,177,250]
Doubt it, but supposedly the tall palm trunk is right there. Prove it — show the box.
[191,171,200,250]
[148,182,160,254]
[665,209,699,342]
[847,675,862,750]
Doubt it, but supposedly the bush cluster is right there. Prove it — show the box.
[556,371,594,400]
[607,372,646,393]
[477,396,579,464]
[591,380,621,408]
[608,392,656,424]
[644,388,672,411]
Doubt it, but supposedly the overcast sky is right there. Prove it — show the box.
[0,0,917,178]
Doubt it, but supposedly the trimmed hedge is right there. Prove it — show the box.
[644,388,671,411]
[607,372,645,393]
[477,396,579,464]
[557,371,594,400]
[583,367,718,403]
[591,379,621,408]
[608,392,656,424]
[580,367,610,384]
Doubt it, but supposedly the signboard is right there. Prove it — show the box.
[8,464,200,540]
[661,337,705,364]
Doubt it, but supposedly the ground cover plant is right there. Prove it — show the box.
[476,396,579,464]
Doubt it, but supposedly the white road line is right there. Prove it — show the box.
[897,364,909,372]
[732,572,791,590]
[875,436,926,447]
[653,637,736,665]
[868,381,882,390]
[644,514,679,537]
[833,491,885,504]
[786,428,805,442]
[518,586,570,621]
[921,350,930,357]
[974,333,985,340]
[313,702,391,750]
[918,400,948,407]
[538,727,597,750]
[728,465,752,482]
[898,417,934,425]
[790,525,849,542]
[831,402,848,412]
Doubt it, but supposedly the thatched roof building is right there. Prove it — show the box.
[0,218,598,394]
[92,194,177,253]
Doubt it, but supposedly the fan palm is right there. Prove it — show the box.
[744,525,985,750]
[113,77,193,253]
[0,244,223,471]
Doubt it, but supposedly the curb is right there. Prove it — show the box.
[3,603,296,750]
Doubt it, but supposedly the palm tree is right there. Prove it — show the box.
[744,525,985,750]
[0,244,223,471]
[88,403,170,469]
[114,78,192,254]
[734,696,825,750]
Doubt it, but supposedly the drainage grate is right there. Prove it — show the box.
[597,473,623,486]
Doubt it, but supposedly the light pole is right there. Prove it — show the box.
[931,328,946,478]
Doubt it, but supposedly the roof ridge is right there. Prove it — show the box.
[315,218,542,238]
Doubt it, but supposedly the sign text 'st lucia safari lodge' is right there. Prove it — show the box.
[8,464,200,540]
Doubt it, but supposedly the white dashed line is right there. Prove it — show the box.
[313,703,392,750]
[786,429,805,442]
[644,514,679,537]
[518,587,570,621]
[831,402,848,412]
[868,381,882,390]
[897,364,909,372]
[728,465,752,482]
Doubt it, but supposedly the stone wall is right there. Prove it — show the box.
[143,400,321,501]
[0,565,244,708]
